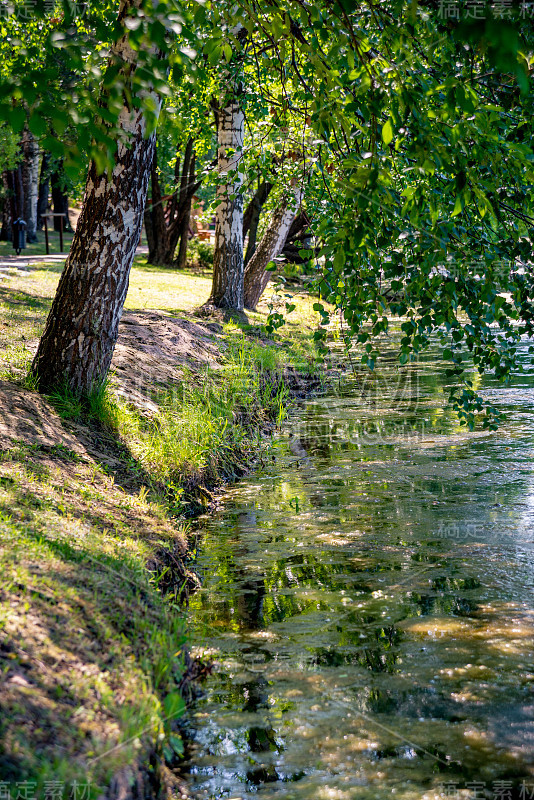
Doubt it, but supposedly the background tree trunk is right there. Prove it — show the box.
[6,166,24,223]
[280,211,312,263]
[37,152,51,229]
[21,129,40,242]
[144,147,170,264]
[144,137,200,266]
[207,90,245,310]
[243,189,303,310]
[4,167,24,246]
[176,150,196,269]
[1,172,12,241]
[32,0,162,396]
[51,164,70,231]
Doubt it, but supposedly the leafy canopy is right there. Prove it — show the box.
[2,0,534,427]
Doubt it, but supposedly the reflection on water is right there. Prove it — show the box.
[182,339,534,799]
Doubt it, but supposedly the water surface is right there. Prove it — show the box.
[182,340,534,799]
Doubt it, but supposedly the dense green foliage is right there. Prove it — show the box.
[2,0,533,425]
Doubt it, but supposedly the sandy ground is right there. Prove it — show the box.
[0,308,227,449]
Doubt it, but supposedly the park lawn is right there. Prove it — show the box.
[0,256,321,381]
[0,258,327,794]
[0,230,75,260]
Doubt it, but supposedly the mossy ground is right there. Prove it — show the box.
[0,257,327,795]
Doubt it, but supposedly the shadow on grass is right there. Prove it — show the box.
[24,261,66,274]
[0,466,187,786]
[0,286,52,312]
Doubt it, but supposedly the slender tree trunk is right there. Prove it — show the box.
[144,137,199,266]
[1,172,12,241]
[175,209,190,269]
[281,211,312,263]
[6,166,24,225]
[176,151,196,270]
[243,180,273,267]
[32,0,162,396]
[243,189,303,310]
[207,87,245,310]
[37,152,51,229]
[5,167,24,245]
[143,190,155,254]
[144,147,170,264]
[51,165,70,231]
[244,201,262,267]
[21,129,40,242]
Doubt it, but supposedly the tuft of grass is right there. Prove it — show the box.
[99,336,304,507]
[46,377,118,429]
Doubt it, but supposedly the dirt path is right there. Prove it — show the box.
[0,245,149,274]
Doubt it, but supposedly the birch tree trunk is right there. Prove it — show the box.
[243,189,303,310]
[33,0,162,395]
[243,180,273,267]
[21,130,40,242]
[207,90,245,310]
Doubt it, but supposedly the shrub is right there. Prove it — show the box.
[186,238,214,271]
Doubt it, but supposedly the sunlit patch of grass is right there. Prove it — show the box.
[126,257,213,311]
[0,343,35,384]
[103,340,298,506]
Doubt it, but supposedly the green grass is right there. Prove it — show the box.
[0,445,189,793]
[0,230,74,259]
[113,347,290,490]
[44,325,320,510]
[1,257,325,504]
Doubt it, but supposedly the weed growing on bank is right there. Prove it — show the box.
[45,326,321,509]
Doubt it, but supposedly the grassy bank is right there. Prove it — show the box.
[0,259,327,795]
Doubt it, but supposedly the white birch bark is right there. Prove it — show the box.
[208,94,245,310]
[207,24,247,312]
[243,187,303,309]
[22,129,40,242]
[33,0,163,394]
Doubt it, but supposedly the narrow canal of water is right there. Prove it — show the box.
[182,340,534,799]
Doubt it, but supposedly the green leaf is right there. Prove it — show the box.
[169,734,184,757]
[333,250,345,271]
[9,106,26,132]
[452,195,463,217]
[163,692,185,724]
[382,119,393,146]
